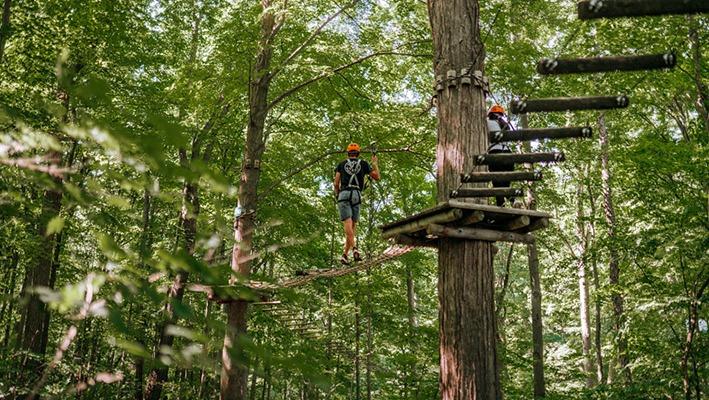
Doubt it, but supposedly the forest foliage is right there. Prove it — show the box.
[0,0,706,399]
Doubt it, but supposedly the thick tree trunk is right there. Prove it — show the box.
[0,0,11,63]
[576,182,596,388]
[520,114,546,398]
[428,1,500,398]
[598,115,631,384]
[18,156,63,380]
[221,2,274,398]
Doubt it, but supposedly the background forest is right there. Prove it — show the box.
[0,0,706,399]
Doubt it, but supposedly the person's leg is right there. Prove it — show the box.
[337,192,354,264]
[351,193,362,261]
[343,218,355,256]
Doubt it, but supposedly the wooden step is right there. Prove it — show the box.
[379,200,552,242]
[538,53,675,75]
[578,0,709,20]
[474,152,565,166]
[490,127,592,142]
[450,188,523,198]
[461,170,542,183]
[511,96,628,114]
[427,223,534,244]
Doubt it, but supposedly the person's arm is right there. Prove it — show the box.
[369,155,380,181]
[334,172,341,197]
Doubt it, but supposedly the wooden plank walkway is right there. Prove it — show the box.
[380,200,551,242]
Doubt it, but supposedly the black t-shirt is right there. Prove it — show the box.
[335,158,372,191]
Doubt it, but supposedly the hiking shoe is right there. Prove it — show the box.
[340,253,350,265]
[353,248,362,262]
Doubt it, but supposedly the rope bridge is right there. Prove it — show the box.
[280,244,415,288]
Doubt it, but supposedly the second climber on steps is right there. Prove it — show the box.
[334,143,380,265]
[487,104,519,208]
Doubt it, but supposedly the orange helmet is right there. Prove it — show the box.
[347,143,361,153]
[489,104,505,115]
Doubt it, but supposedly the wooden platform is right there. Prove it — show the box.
[379,200,551,245]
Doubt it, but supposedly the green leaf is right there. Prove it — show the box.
[46,216,65,236]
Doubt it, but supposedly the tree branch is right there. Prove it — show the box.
[267,49,427,111]
[259,146,426,200]
[271,0,359,80]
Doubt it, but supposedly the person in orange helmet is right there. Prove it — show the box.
[487,104,519,207]
[334,143,380,265]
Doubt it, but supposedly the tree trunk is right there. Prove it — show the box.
[248,361,259,400]
[18,154,63,380]
[520,114,546,397]
[0,251,19,351]
[221,2,275,398]
[354,302,361,400]
[0,251,18,329]
[133,188,152,400]
[576,181,596,388]
[585,174,605,384]
[406,268,418,328]
[688,16,708,131]
[428,1,500,398]
[681,277,708,400]
[144,174,199,400]
[0,0,11,63]
[366,304,372,400]
[598,114,631,384]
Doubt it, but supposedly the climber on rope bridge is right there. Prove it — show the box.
[487,104,520,208]
[334,142,380,265]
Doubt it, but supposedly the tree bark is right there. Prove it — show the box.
[585,174,605,384]
[17,124,73,380]
[0,251,19,349]
[18,172,62,368]
[144,161,200,400]
[576,181,596,388]
[598,114,631,384]
[355,302,361,400]
[521,114,546,398]
[428,1,500,398]
[221,3,275,398]
[688,16,708,133]
[681,275,708,400]
[406,268,418,328]
[0,0,11,63]
[133,189,151,400]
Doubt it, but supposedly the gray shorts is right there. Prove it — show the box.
[337,190,361,221]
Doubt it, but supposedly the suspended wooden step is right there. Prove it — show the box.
[511,96,629,114]
[538,53,676,75]
[474,152,565,166]
[427,224,535,244]
[490,127,592,142]
[379,200,552,244]
[578,0,709,20]
[450,188,523,199]
[461,170,542,183]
